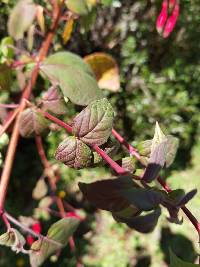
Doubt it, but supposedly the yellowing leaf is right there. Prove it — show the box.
[32,179,48,200]
[62,18,74,45]
[84,52,120,92]
[36,5,45,34]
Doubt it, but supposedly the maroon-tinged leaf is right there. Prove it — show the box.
[142,141,167,183]
[19,108,49,138]
[122,157,136,173]
[113,207,161,233]
[120,187,164,211]
[42,86,67,115]
[8,0,37,40]
[176,189,197,208]
[55,136,92,169]
[0,228,26,253]
[30,218,79,267]
[72,98,114,146]
[79,176,140,212]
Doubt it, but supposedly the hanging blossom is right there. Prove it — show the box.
[156,0,180,38]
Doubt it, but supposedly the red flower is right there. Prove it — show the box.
[156,0,179,38]
[26,222,42,246]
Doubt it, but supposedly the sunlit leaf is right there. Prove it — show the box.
[62,17,74,45]
[36,5,45,34]
[8,0,37,40]
[72,98,114,146]
[40,52,102,106]
[55,136,92,169]
[30,218,79,267]
[84,52,120,92]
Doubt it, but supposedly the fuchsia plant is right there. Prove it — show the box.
[156,0,180,38]
[0,1,199,267]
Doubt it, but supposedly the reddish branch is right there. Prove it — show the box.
[0,1,65,212]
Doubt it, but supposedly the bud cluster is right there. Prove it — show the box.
[156,0,180,38]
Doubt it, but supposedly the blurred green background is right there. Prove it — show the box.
[0,0,200,266]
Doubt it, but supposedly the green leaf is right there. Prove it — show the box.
[66,0,89,15]
[55,136,92,169]
[32,179,48,200]
[40,52,103,106]
[151,122,166,151]
[8,0,37,40]
[19,108,49,138]
[122,157,136,173]
[113,208,161,233]
[34,196,53,220]
[120,187,164,211]
[136,140,152,157]
[0,228,26,253]
[0,37,14,62]
[72,98,114,146]
[42,86,68,115]
[30,218,79,267]
[79,176,140,212]
[165,135,179,167]
[0,64,12,90]
[169,250,198,267]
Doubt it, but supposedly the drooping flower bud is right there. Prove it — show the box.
[163,1,179,38]
[169,0,176,9]
[156,0,168,34]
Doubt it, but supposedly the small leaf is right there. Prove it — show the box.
[176,189,197,207]
[34,196,53,220]
[27,24,35,51]
[19,108,49,138]
[143,141,167,182]
[165,135,179,167]
[8,0,37,40]
[66,0,89,15]
[0,228,26,253]
[122,157,136,173]
[151,122,166,151]
[32,179,48,200]
[36,5,45,34]
[55,136,92,169]
[0,37,14,61]
[169,250,198,267]
[84,52,120,92]
[0,125,9,149]
[40,52,103,106]
[136,140,152,157]
[120,187,164,211]
[42,86,67,115]
[72,98,114,146]
[79,176,140,212]
[62,17,74,45]
[30,218,79,267]
[0,64,13,90]
[113,208,161,233]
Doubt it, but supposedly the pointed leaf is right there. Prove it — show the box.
[151,122,166,151]
[62,17,74,44]
[19,108,49,138]
[143,141,167,182]
[34,196,53,220]
[42,86,67,115]
[55,136,92,169]
[8,0,37,40]
[0,228,26,253]
[40,52,102,106]
[113,208,161,233]
[72,98,114,146]
[169,250,198,267]
[84,52,120,92]
[30,218,79,267]
[122,157,136,173]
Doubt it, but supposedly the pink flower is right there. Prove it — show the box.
[156,0,168,34]
[163,1,179,38]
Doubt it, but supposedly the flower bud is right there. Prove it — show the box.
[156,0,168,34]
[163,1,179,38]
